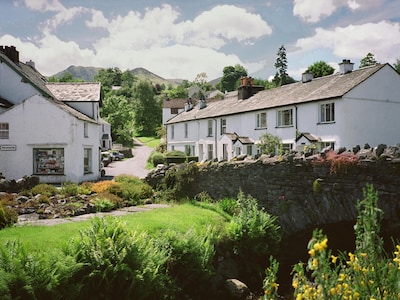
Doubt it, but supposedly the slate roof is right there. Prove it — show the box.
[46,82,101,102]
[167,64,386,124]
[163,98,188,109]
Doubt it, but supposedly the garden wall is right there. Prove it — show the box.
[146,152,400,235]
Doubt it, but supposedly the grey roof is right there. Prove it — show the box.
[296,132,319,142]
[167,64,386,124]
[46,82,101,102]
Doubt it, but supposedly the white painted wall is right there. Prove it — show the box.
[0,62,40,104]
[163,107,183,125]
[66,101,99,120]
[0,95,100,183]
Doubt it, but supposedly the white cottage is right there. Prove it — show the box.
[0,46,104,183]
[166,60,400,161]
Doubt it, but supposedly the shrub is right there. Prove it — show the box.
[114,174,143,185]
[61,181,79,197]
[165,150,185,157]
[262,184,400,299]
[90,180,120,194]
[149,151,165,167]
[67,217,172,299]
[218,198,238,216]
[91,197,114,212]
[325,150,358,174]
[113,175,153,205]
[0,204,18,229]
[95,192,124,209]
[162,163,199,201]
[31,183,57,197]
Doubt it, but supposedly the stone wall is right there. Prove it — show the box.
[146,150,400,235]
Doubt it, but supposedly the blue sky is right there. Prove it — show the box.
[0,0,399,81]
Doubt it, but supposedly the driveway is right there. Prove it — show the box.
[104,139,154,179]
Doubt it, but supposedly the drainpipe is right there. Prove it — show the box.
[295,105,299,139]
[214,118,218,160]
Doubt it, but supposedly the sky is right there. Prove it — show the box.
[0,0,399,82]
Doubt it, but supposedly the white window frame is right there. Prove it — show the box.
[319,102,335,123]
[184,123,188,138]
[84,122,89,138]
[277,108,293,127]
[171,125,175,139]
[0,123,9,139]
[220,118,227,135]
[84,148,92,174]
[208,120,213,137]
[207,144,213,160]
[256,112,267,129]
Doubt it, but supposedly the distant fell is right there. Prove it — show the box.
[51,66,101,82]
[50,66,179,86]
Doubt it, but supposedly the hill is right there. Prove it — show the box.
[50,65,179,87]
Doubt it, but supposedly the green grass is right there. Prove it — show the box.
[136,136,160,148]
[0,204,229,252]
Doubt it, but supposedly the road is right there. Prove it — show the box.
[103,139,153,179]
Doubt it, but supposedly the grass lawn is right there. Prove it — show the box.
[136,136,160,148]
[0,203,229,252]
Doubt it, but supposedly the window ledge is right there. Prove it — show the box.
[255,127,267,130]
[317,121,336,125]
[275,125,294,128]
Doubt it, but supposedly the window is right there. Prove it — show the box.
[222,144,228,160]
[256,112,267,128]
[84,148,92,174]
[171,108,179,114]
[220,118,227,135]
[185,145,191,156]
[319,103,335,123]
[247,145,253,156]
[321,141,335,150]
[171,125,175,139]
[277,109,293,127]
[33,148,64,175]
[84,122,89,138]
[0,123,9,139]
[208,120,213,137]
[207,144,213,160]
[281,143,293,153]
[184,123,188,138]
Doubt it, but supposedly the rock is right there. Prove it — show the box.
[225,279,250,299]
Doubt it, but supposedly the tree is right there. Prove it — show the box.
[94,67,123,95]
[307,61,335,78]
[219,64,247,92]
[47,72,84,82]
[133,80,162,136]
[101,95,134,145]
[359,52,378,68]
[273,45,295,87]
[257,133,281,155]
[393,59,400,73]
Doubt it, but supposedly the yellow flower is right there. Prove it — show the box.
[348,252,355,262]
[312,258,319,268]
[330,287,337,295]
[339,273,346,281]
[308,249,316,257]
[331,255,338,264]
[296,293,303,300]
[292,279,298,289]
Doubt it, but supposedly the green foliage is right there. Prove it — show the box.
[307,61,335,78]
[113,175,153,205]
[149,151,165,167]
[263,184,400,299]
[0,204,18,229]
[31,183,57,197]
[163,163,199,201]
[218,198,238,216]
[394,58,400,73]
[67,217,173,299]
[61,181,79,197]
[133,80,162,136]
[47,72,84,82]
[359,52,378,68]
[313,178,322,195]
[165,150,185,157]
[166,84,188,99]
[273,45,296,87]
[257,133,281,155]
[0,241,76,299]
[91,197,114,212]
[163,227,215,298]
[218,64,247,92]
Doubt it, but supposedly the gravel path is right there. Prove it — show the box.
[17,204,169,226]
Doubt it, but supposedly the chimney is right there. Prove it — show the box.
[26,60,35,69]
[339,59,354,74]
[301,70,313,83]
[0,46,20,63]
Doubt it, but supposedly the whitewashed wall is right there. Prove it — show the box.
[0,95,100,182]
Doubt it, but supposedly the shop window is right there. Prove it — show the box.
[33,148,64,175]
[84,148,92,173]
[0,123,9,139]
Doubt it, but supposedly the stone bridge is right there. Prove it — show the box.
[146,151,400,236]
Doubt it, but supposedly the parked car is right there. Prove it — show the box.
[110,150,125,161]
[101,151,112,167]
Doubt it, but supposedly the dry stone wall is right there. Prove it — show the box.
[146,149,400,235]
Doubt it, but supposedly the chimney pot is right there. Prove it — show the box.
[339,59,354,74]
[302,70,313,83]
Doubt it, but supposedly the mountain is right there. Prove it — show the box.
[51,66,102,82]
[50,65,179,87]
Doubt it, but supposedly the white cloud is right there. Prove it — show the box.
[16,0,65,12]
[294,21,400,63]
[293,0,386,23]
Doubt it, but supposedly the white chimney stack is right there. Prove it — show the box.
[339,59,354,74]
